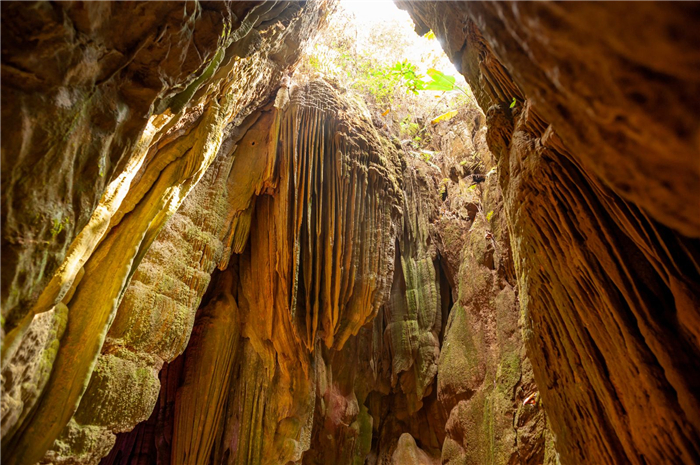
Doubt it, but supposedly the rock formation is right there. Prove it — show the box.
[2,1,699,465]
[2,2,328,463]
[397,2,700,464]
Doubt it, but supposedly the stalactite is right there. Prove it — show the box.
[1,2,328,463]
[240,79,402,372]
[397,2,700,463]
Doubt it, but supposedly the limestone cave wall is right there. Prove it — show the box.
[397,2,700,464]
[2,1,699,465]
[1,2,329,463]
[98,78,549,465]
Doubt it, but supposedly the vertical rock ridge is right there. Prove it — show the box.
[171,269,240,465]
[1,2,328,464]
[240,79,402,373]
[5,2,698,464]
[397,2,700,463]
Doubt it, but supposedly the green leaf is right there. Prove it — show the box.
[510,97,517,109]
[424,69,456,91]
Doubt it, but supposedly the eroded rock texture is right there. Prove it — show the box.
[1,2,550,456]
[99,78,402,465]
[98,80,549,465]
[398,2,700,464]
[214,79,404,464]
[2,1,327,463]
[5,1,697,464]
[432,114,554,465]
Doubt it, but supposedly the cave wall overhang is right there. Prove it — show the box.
[395,1,700,464]
[0,2,330,463]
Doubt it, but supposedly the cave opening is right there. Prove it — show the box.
[100,1,497,463]
[4,1,699,464]
[267,2,502,460]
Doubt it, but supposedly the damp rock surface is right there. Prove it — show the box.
[2,2,699,465]
[397,2,700,464]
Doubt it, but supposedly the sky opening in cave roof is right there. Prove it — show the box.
[306,0,470,94]
[340,0,466,81]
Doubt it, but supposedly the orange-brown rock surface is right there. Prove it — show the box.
[3,1,699,464]
[99,77,406,464]
[1,2,328,463]
[98,82,549,465]
[398,2,700,464]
